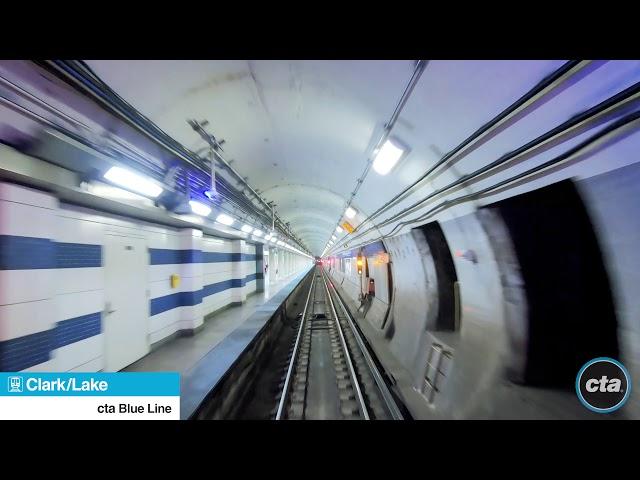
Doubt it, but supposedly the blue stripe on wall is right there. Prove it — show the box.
[54,313,102,349]
[0,312,103,372]
[56,243,102,268]
[0,236,102,270]
[149,249,202,265]
[202,252,235,263]
[202,279,235,297]
[1,238,259,269]
[150,272,260,316]
[0,235,55,270]
[150,250,259,264]
[149,249,257,265]
[150,290,204,316]
[0,329,52,371]
[202,252,258,263]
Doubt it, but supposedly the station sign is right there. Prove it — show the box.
[341,221,355,233]
[0,372,180,420]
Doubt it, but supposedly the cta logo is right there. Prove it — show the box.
[8,376,23,393]
[576,357,631,413]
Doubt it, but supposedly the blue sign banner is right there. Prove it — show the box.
[334,240,386,259]
[0,372,180,396]
[362,241,386,257]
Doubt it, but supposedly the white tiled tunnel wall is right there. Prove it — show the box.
[243,242,257,297]
[148,228,204,345]
[0,183,59,372]
[202,236,234,316]
[0,181,310,373]
[53,207,107,372]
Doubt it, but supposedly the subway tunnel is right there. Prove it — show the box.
[0,59,639,420]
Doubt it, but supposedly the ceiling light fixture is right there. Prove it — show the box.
[189,200,212,217]
[104,166,163,198]
[372,138,405,175]
[216,213,234,226]
[345,206,357,218]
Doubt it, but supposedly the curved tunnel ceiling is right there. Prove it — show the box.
[84,59,570,255]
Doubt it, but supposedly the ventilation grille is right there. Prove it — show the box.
[422,343,453,404]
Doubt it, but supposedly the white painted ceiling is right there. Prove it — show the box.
[84,60,576,255]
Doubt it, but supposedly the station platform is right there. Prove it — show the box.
[124,269,311,419]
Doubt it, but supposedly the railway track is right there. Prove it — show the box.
[274,267,403,420]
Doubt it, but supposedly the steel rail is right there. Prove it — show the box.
[322,268,404,420]
[275,272,316,420]
[320,272,370,420]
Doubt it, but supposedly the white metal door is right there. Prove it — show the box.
[103,234,149,371]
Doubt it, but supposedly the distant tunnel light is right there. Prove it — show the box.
[241,224,254,234]
[253,230,263,237]
[331,235,337,240]
[189,200,212,217]
[270,237,277,243]
[372,139,404,175]
[216,213,234,226]
[277,240,284,246]
[336,226,343,233]
[264,234,272,240]
[345,206,357,219]
[104,166,163,198]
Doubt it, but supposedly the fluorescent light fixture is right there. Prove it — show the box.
[104,166,163,198]
[264,234,272,240]
[88,183,151,203]
[372,138,405,175]
[345,206,357,219]
[189,200,212,217]
[241,224,254,234]
[336,226,343,233]
[277,240,284,246]
[270,238,277,243]
[331,235,337,240]
[253,230,263,237]
[216,213,234,226]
